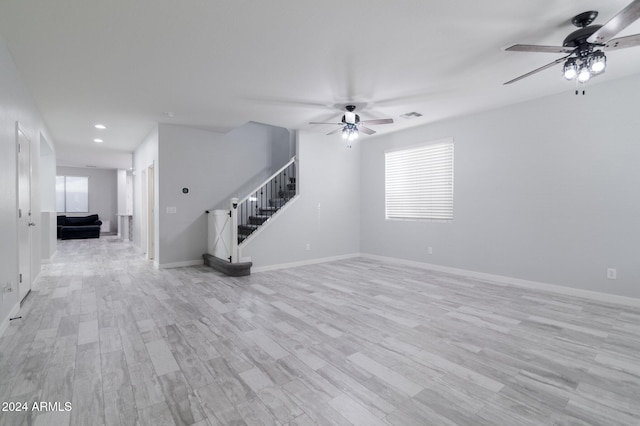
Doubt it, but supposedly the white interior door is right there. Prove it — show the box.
[17,127,33,304]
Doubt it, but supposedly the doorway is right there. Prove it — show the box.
[147,164,154,260]
[17,125,33,304]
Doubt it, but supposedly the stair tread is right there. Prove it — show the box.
[248,215,269,225]
[238,224,259,229]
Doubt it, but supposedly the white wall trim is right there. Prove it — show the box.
[31,270,42,290]
[158,259,204,269]
[0,302,20,338]
[360,253,640,308]
[252,253,360,273]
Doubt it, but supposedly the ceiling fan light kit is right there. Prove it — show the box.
[589,50,607,73]
[562,47,607,83]
[562,58,578,79]
[504,0,640,86]
[341,124,359,144]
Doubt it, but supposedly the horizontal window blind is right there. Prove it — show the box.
[385,139,454,221]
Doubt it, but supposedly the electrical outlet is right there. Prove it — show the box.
[428,246,433,255]
[305,243,311,251]
[607,268,617,280]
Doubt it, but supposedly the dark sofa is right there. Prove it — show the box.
[57,214,102,240]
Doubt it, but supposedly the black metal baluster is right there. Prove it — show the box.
[235,160,298,245]
[284,170,288,200]
[238,203,242,244]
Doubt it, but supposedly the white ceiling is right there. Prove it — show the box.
[1,1,640,169]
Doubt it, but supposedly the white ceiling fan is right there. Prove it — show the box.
[309,105,394,147]
[504,0,640,85]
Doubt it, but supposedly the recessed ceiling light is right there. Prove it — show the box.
[93,138,104,143]
[94,124,106,129]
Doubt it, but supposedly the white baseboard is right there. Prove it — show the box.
[252,253,360,273]
[31,270,42,291]
[0,302,20,338]
[360,253,640,308]
[158,259,204,269]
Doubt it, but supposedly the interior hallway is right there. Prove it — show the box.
[1,237,639,425]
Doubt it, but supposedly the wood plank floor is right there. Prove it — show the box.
[1,236,639,425]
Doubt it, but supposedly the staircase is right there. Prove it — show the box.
[206,156,297,273]
[236,159,297,244]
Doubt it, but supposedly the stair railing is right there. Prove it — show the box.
[207,156,297,263]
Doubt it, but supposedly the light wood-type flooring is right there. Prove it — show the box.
[1,236,639,425]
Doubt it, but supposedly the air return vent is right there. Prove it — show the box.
[400,112,423,119]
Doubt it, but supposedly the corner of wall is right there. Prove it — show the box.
[0,302,21,339]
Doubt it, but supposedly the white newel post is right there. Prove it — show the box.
[230,197,239,263]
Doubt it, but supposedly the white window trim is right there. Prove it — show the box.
[385,137,454,222]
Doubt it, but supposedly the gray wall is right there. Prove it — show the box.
[360,73,640,299]
[57,146,132,170]
[241,131,361,269]
[151,121,294,267]
[57,166,118,233]
[0,40,55,330]
[209,121,296,210]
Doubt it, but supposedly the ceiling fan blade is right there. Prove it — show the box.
[503,54,572,85]
[326,127,344,136]
[505,44,575,54]
[605,33,640,50]
[358,126,376,135]
[309,122,342,125]
[360,118,394,125]
[587,0,640,44]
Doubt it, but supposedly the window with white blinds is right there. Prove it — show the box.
[56,175,89,213]
[385,138,454,221]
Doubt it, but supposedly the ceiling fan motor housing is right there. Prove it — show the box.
[563,25,603,47]
[342,105,360,125]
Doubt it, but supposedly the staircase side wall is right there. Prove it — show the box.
[240,131,360,269]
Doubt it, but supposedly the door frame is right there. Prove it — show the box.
[16,122,33,305]
[146,163,155,261]
[138,162,155,262]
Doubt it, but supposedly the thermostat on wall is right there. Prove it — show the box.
[182,188,189,194]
